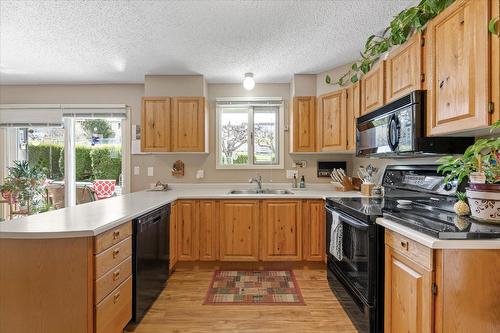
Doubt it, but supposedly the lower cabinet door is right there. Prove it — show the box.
[262,200,302,261]
[219,200,260,261]
[385,245,433,333]
[95,276,132,333]
[302,200,325,261]
[198,200,218,261]
[177,200,199,261]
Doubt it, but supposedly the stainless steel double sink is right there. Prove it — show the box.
[228,189,294,195]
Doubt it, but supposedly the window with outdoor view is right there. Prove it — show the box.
[216,98,283,169]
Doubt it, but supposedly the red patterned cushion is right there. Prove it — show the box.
[92,180,116,200]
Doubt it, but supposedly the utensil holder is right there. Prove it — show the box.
[361,183,374,196]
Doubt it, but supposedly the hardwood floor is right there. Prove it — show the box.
[126,266,357,333]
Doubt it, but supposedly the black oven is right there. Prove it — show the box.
[325,204,384,333]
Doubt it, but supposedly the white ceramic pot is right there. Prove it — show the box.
[466,189,500,223]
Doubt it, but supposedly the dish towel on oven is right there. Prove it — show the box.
[329,210,343,261]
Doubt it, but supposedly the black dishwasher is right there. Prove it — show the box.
[131,204,170,323]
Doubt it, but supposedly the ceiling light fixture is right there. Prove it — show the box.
[243,72,255,91]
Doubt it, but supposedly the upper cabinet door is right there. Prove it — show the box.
[171,97,206,152]
[385,32,423,103]
[141,97,171,152]
[425,0,490,135]
[291,96,316,152]
[317,89,347,151]
[361,61,386,115]
[346,83,361,151]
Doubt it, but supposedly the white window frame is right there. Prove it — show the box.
[216,97,284,170]
[0,105,130,210]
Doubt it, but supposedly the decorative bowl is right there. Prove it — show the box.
[466,188,500,223]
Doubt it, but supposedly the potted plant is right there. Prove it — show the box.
[0,161,47,215]
[437,121,500,223]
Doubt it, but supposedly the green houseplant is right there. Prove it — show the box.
[326,0,454,86]
[437,121,500,223]
[0,160,47,215]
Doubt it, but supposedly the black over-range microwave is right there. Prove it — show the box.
[356,90,474,158]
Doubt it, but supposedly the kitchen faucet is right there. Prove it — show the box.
[249,175,263,190]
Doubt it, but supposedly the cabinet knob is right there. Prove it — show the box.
[400,241,409,250]
[113,269,120,281]
[113,292,121,303]
[113,248,120,258]
[113,230,120,239]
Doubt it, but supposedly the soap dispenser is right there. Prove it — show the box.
[299,175,305,188]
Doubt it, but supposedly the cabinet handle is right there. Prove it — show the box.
[113,230,120,239]
[400,241,409,250]
[113,269,120,281]
[114,292,121,303]
[113,248,120,258]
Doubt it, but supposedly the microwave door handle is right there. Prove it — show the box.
[387,114,400,151]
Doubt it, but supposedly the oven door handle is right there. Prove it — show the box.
[326,207,369,230]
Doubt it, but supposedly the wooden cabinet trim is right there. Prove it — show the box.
[177,200,199,261]
[198,200,219,261]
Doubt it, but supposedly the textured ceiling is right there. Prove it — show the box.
[0,0,418,84]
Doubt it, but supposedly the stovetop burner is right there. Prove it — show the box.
[326,165,500,240]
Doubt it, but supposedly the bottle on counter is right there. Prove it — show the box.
[299,175,306,188]
[292,174,298,188]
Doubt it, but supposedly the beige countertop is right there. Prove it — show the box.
[0,183,360,239]
[376,217,500,250]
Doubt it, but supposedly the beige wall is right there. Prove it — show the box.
[144,75,205,96]
[316,63,352,96]
[132,82,353,190]
[0,82,355,192]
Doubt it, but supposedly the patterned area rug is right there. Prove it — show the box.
[204,270,305,305]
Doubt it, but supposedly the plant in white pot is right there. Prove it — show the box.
[437,121,500,223]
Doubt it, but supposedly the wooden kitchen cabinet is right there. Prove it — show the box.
[169,202,178,270]
[317,89,347,151]
[385,32,423,103]
[492,0,500,125]
[261,200,302,261]
[177,200,199,261]
[384,228,500,332]
[361,61,385,115]
[141,97,171,152]
[346,83,361,152]
[425,0,493,135]
[385,243,433,333]
[291,96,316,152]
[219,200,260,261]
[171,97,206,152]
[302,200,325,261]
[198,200,218,261]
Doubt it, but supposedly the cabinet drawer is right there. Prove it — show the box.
[95,256,132,304]
[94,222,132,254]
[95,276,132,333]
[385,229,432,270]
[95,237,132,279]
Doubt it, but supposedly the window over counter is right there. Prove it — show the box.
[216,98,284,169]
